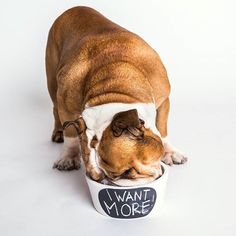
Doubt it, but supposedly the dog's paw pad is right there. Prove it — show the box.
[162,151,188,166]
[53,158,80,171]
[52,130,64,143]
[172,152,188,164]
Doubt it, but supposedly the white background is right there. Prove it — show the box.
[0,0,236,235]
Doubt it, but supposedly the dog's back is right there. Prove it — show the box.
[49,6,126,50]
[46,7,168,109]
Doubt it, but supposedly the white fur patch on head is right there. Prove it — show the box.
[82,103,160,141]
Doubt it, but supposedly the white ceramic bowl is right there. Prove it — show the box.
[85,163,169,219]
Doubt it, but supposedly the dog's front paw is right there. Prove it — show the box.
[161,138,188,166]
[162,151,188,166]
[53,158,81,171]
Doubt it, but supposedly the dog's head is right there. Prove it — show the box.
[89,109,164,182]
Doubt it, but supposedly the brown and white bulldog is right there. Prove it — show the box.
[46,6,187,185]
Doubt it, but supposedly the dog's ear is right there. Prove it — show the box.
[111,109,144,139]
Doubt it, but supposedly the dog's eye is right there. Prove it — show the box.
[122,169,131,178]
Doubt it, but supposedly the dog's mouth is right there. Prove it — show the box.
[96,153,163,186]
[109,166,164,187]
[102,166,163,186]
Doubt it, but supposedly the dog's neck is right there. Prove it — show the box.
[82,102,160,142]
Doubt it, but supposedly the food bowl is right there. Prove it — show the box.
[85,163,169,219]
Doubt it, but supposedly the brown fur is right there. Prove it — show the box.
[46,6,171,180]
[98,112,164,179]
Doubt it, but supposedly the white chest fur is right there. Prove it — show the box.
[82,103,160,141]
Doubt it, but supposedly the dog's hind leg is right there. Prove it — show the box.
[45,27,64,143]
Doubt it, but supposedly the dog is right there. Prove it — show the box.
[46,6,187,185]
